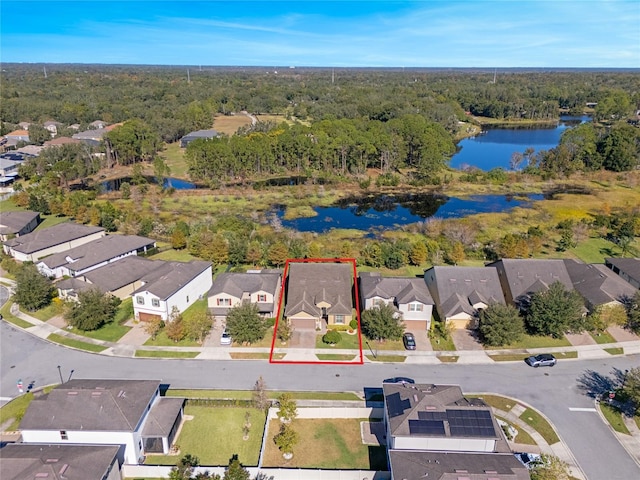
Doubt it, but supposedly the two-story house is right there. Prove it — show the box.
[208,270,282,319]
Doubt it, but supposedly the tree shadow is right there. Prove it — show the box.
[577,367,635,416]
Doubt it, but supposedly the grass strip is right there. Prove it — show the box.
[366,354,406,362]
[164,389,361,401]
[1,303,34,328]
[0,386,56,431]
[519,408,560,445]
[430,336,457,351]
[488,354,529,362]
[556,351,578,359]
[47,333,107,352]
[135,350,199,358]
[25,303,60,321]
[438,355,459,363]
[604,347,624,355]
[598,402,630,435]
[230,352,284,360]
[316,354,357,361]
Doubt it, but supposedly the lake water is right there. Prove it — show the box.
[277,193,544,233]
[101,176,198,191]
[451,115,590,170]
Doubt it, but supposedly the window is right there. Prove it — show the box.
[335,315,345,324]
[258,294,267,302]
[60,430,68,440]
[217,298,231,306]
[186,295,189,303]
[408,303,423,312]
[151,298,160,307]
[136,296,145,305]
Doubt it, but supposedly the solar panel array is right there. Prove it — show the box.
[447,409,495,437]
[409,408,496,437]
[386,392,412,418]
[408,419,446,435]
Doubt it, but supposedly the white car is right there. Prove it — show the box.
[220,330,232,345]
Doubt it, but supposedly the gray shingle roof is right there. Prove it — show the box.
[490,259,573,304]
[564,259,638,307]
[425,266,505,317]
[0,444,121,480]
[82,256,164,292]
[209,271,281,298]
[4,223,105,254]
[389,450,531,480]
[38,234,155,272]
[132,260,211,300]
[284,262,353,317]
[359,272,433,305]
[606,257,640,285]
[20,379,160,432]
[0,210,39,236]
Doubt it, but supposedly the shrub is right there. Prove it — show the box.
[349,319,358,330]
[322,330,341,345]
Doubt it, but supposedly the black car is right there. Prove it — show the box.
[525,353,557,368]
[402,332,416,350]
[383,377,415,384]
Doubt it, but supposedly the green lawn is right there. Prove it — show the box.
[146,406,266,466]
[0,386,56,431]
[47,333,108,352]
[159,142,189,178]
[135,350,199,358]
[0,302,34,328]
[437,355,459,363]
[262,418,387,469]
[62,298,133,342]
[164,390,361,401]
[365,354,406,362]
[599,403,630,435]
[488,334,571,350]
[495,415,537,445]
[149,247,197,262]
[430,335,457,351]
[25,302,61,321]
[519,408,560,445]
[316,354,358,361]
[316,331,361,350]
[143,329,200,347]
[470,394,518,413]
[590,331,616,344]
[570,237,623,264]
[488,354,529,362]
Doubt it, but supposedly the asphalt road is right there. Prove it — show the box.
[1,319,638,479]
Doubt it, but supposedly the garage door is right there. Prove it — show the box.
[290,318,316,330]
[404,320,428,331]
[447,318,475,330]
[139,312,162,323]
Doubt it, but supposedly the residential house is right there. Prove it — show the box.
[0,444,124,480]
[43,120,62,137]
[72,128,107,146]
[19,379,185,465]
[359,272,434,333]
[605,257,640,289]
[44,136,82,147]
[284,261,354,330]
[389,450,530,480]
[3,223,106,262]
[4,129,30,146]
[36,234,156,278]
[57,256,165,301]
[16,144,44,156]
[18,121,31,130]
[180,129,219,148]
[132,261,213,321]
[208,270,282,319]
[489,259,574,307]
[0,210,40,241]
[0,158,21,177]
[565,259,638,310]
[424,266,505,329]
[90,120,108,129]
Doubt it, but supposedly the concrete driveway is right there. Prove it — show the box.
[452,328,484,350]
[289,329,316,349]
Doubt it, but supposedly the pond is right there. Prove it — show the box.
[451,115,591,171]
[101,176,199,191]
[275,193,544,233]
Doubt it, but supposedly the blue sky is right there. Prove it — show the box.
[1,1,639,67]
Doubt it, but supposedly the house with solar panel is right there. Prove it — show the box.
[383,382,530,480]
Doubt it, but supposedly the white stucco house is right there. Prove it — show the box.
[19,379,185,465]
[132,261,213,321]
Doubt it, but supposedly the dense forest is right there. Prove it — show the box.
[2,65,639,186]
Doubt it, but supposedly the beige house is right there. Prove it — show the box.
[284,261,354,330]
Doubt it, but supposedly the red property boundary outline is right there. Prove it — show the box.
[269,258,363,365]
